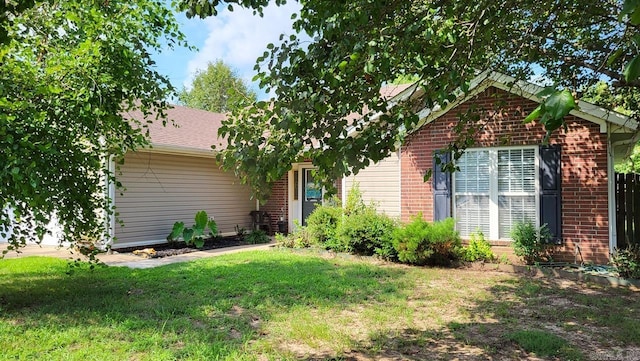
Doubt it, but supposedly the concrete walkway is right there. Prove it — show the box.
[1,243,276,269]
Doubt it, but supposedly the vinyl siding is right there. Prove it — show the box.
[113,152,254,247]
[344,151,401,217]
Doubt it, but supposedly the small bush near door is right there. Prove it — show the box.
[333,207,397,258]
[245,229,270,244]
[305,198,342,244]
[322,183,398,258]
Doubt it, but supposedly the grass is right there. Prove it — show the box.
[1,248,639,360]
[506,329,583,360]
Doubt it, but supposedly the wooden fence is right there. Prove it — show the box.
[616,172,640,249]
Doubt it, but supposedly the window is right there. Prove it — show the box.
[453,147,537,239]
[454,151,490,236]
[293,171,299,201]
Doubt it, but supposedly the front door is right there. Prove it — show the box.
[301,168,322,226]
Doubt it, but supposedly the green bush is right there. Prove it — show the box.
[510,220,553,264]
[333,207,397,257]
[393,215,461,266]
[245,229,270,244]
[306,200,343,244]
[275,221,316,248]
[343,182,367,216]
[611,245,640,279]
[463,230,496,262]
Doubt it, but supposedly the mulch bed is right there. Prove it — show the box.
[117,236,250,258]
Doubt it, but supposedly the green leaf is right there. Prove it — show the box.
[606,48,624,66]
[208,218,218,235]
[622,0,640,17]
[183,228,195,243]
[536,86,557,98]
[544,89,576,120]
[168,221,185,241]
[630,7,640,25]
[624,55,640,82]
[194,237,205,248]
[523,105,542,124]
[194,210,208,229]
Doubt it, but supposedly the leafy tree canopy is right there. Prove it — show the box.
[177,0,640,200]
[582,81,640,173]
[1,0,186,252]
[179,60,257,113]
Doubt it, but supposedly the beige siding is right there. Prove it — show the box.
[344,151,401,217]
[113,152,255,247]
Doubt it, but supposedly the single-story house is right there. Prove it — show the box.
[3,72,636,263]
[261,72,638,263]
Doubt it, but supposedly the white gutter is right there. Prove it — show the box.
[141,144,218,158]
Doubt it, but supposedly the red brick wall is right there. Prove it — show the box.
[263,176,288,234]
[401,86,610,263]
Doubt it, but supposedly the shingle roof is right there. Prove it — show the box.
[123,84,413,154]
[343,83,414,123]
[124,104,227,154]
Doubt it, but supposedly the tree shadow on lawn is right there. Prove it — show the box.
[0,251,408,359]
[336,273,640,361]
[4,254,640,360]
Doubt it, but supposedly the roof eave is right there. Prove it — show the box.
[139,144,218,158]
[412,71,638,134]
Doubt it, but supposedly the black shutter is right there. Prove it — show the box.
[540,145,562,244]
[433,151,452,221]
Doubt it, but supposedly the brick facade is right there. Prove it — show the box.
[335,178,343,203]
[262,177,288,235]
[401,86,610,263]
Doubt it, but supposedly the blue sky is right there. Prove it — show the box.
[152,2,302,101]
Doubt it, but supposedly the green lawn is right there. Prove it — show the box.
[0,249,638,360]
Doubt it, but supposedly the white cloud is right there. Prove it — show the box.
[185,2,302,98]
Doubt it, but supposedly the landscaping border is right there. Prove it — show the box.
[463,262,640,291]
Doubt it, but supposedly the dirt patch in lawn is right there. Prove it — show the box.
[267,262,640,361]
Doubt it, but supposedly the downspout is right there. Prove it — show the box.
[341,177,346,208]
[104,155,116,251]
[608,136,616,258]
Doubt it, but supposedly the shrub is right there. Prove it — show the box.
[463,230,496,262]
[510,220,553,264]
[333,207,397,257]
[343,182,367,216]
[306,200,343,244]
[275,221,316,248]
[245,229,270,244]
[611,245,640,279]
[393,215,461,266]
